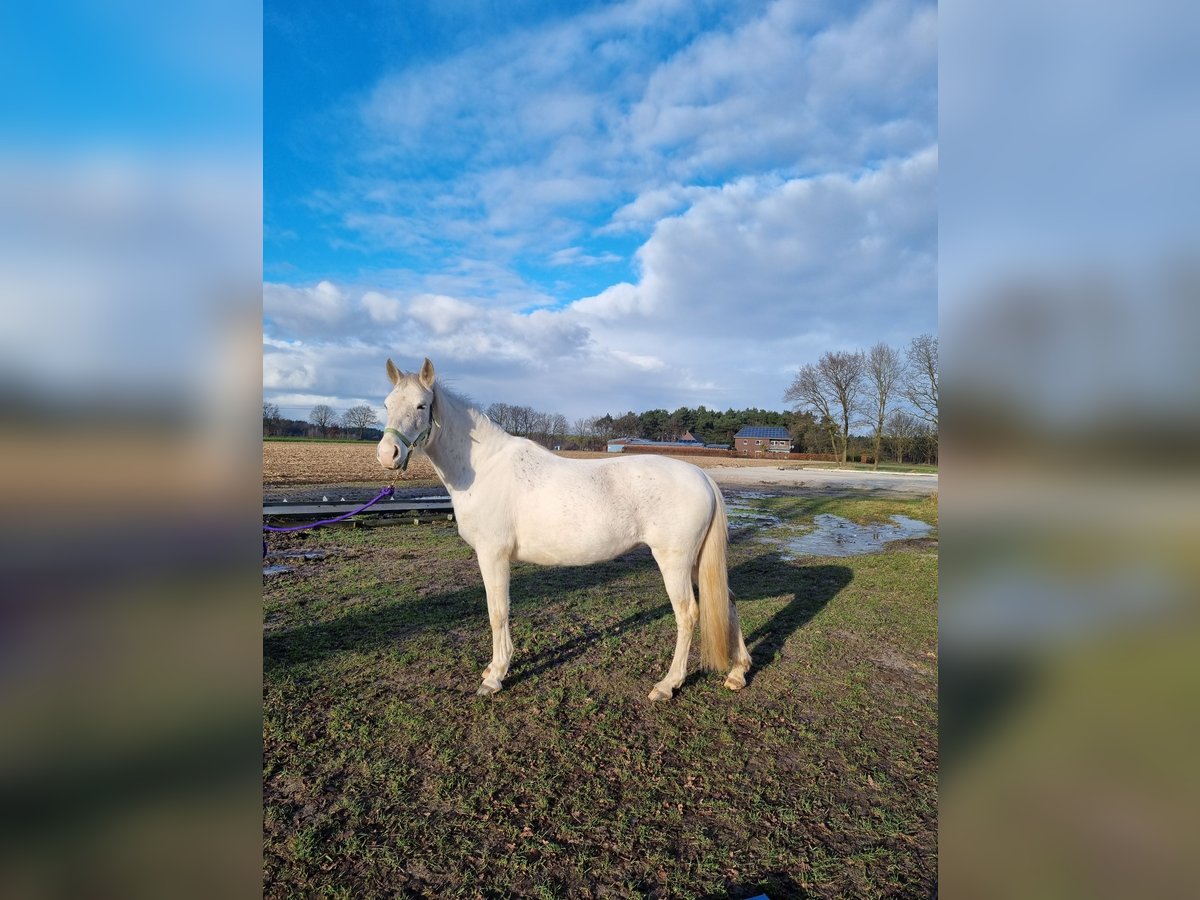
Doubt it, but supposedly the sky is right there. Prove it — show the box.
[264,0,937,424]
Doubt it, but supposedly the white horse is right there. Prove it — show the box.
[376,358,752,700]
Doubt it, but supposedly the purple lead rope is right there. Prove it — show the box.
[263,486,396,555]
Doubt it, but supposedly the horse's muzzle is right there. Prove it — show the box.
[377,439,406,471]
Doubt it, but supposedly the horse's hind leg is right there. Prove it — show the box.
[723,601,752,691]
[649,552,697,702]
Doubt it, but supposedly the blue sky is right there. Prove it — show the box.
[264,0,936,422]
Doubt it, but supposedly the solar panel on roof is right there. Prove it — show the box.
[734,426,790,439]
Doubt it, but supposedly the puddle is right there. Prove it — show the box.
[728,490,775,501]
[263,549,329,576]
[727,506,784,529]
[726,499,784,531]
[268,550,329,561]
[771,514,933,558]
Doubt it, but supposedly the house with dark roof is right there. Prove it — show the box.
[733,425,792,455]
[677,431,704,446]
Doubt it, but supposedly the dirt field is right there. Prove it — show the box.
[264,441,441,485]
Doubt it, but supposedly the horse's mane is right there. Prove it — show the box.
[432,379,476,410]
[433,380,507,436]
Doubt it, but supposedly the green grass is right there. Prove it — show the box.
[797,462,938,474]
[264,495,937,898]
[747,493,939,531]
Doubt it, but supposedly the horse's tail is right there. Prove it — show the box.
[697,475,732,672]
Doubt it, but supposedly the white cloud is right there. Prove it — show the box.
[262,356,316,391]
[407,293,478,335]
[601,184,708,233]
[628,146,938,336]
[360,290,404,323]
[571,282,653,322]
[611,349,667,371]
[263,280,349,331]
[548,246,622,267]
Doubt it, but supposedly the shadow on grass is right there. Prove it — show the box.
[264,550,660,672]
[730,554,853,684]
[503,599,673,688]
[265,547,851,687]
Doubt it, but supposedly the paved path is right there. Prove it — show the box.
[705,465,938,496]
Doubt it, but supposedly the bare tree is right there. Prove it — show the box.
[784,351,865,463]
[511,408,535,439]
[864,343,904,469]
[886,409,921,464]
[263,401,280,436]
[529,410,550,445]
[912,420,938,464]
[549,413,569,449]
[903,333,939,428]
[573,416,596,449]
[309,403,336,437]
[341,404,379,439]
[485,403,514,433]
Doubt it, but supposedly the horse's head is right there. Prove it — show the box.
[377,357,437,471]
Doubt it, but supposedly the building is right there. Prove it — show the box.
[733,425,792,455]
[607,435,713,453]
[677,431,704,446]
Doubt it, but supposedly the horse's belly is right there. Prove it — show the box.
[511,510,639,566]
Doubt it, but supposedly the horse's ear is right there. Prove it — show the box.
[418,358,436,390]
[386,358,402,385]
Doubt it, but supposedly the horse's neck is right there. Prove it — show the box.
[424,386,511,493]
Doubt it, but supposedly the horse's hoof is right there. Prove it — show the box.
[476,679,502,696]
[723,675,746,691]
[648,686,673,702]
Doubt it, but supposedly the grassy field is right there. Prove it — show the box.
[263,493,937,898]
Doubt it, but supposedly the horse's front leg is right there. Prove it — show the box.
[476,550,513,696]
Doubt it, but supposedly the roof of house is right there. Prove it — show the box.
[734,425,791,440]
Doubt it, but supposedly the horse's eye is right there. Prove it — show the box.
[416,404,426,410]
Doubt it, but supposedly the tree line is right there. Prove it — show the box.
[574,407,812,450]
[262,402,382,440]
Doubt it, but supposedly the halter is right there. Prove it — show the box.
[383,394,437,472]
